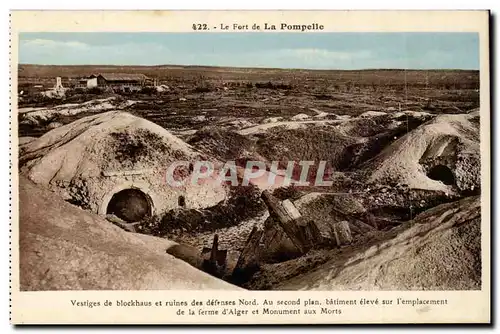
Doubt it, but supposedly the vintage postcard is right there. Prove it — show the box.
[9,10,490,324]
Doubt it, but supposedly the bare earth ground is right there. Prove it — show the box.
[17,65,482,290]
[19,66,478,135]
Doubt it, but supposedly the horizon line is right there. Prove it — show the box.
[18,63,479,72]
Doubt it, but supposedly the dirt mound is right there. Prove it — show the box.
[256,127,357,171]
[18,97,140,137]
[239,114,432,175]
[363,113,480,192]
[19,97,135,126]
[275,195,481,290]
[187,127,254,161]
[338,114,432,171]
[19,111,227,217]
[295,192,367,215]
[18,175,239,291]
[392,110,432,119]
[262,117,282,124]
[290,113,310,121]
[360,110,387,118]
[338,115,394,138]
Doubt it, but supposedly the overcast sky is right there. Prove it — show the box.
[18,32,479,70]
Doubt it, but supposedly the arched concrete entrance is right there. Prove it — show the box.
[427,165,455,186]
[99,181,158,219]
[106,188,152,222]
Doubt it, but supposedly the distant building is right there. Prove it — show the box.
[55,77,64,90]
[90,73,153,92]
[76,78,88,88]
[87,77,98,88]
[75,77,98,89]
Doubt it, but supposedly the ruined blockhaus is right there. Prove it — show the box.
[19,111,228,222]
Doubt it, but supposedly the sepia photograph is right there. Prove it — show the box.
[16,30,483,291]
[9,10,491,325]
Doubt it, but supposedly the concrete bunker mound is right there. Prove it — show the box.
[19,111,228,218]
[365,113,480,192]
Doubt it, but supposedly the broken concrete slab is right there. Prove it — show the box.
[332,221,353,247]
[282,199,302,220]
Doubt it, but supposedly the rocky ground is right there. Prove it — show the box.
[17,66,483,291]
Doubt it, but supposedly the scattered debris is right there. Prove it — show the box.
[262,117,282,124]
[155,84,170,93]
[291,113,310,121]
[106,214,140,233]
[231,226,264,283]
[360,110,387,118]
[201,234,228,278]
[332,221,353,246]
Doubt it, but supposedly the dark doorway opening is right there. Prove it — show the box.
[178,195,186,207]
[427,165,455,185]
[106,188,151,222]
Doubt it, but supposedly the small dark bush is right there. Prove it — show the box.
[194,86,211,93]
[140,86,157,95]
[18,93,61,108]
[87,87,103,95]
[255,82,271,89]
[313,94,331,100]
[255,82,292,90]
